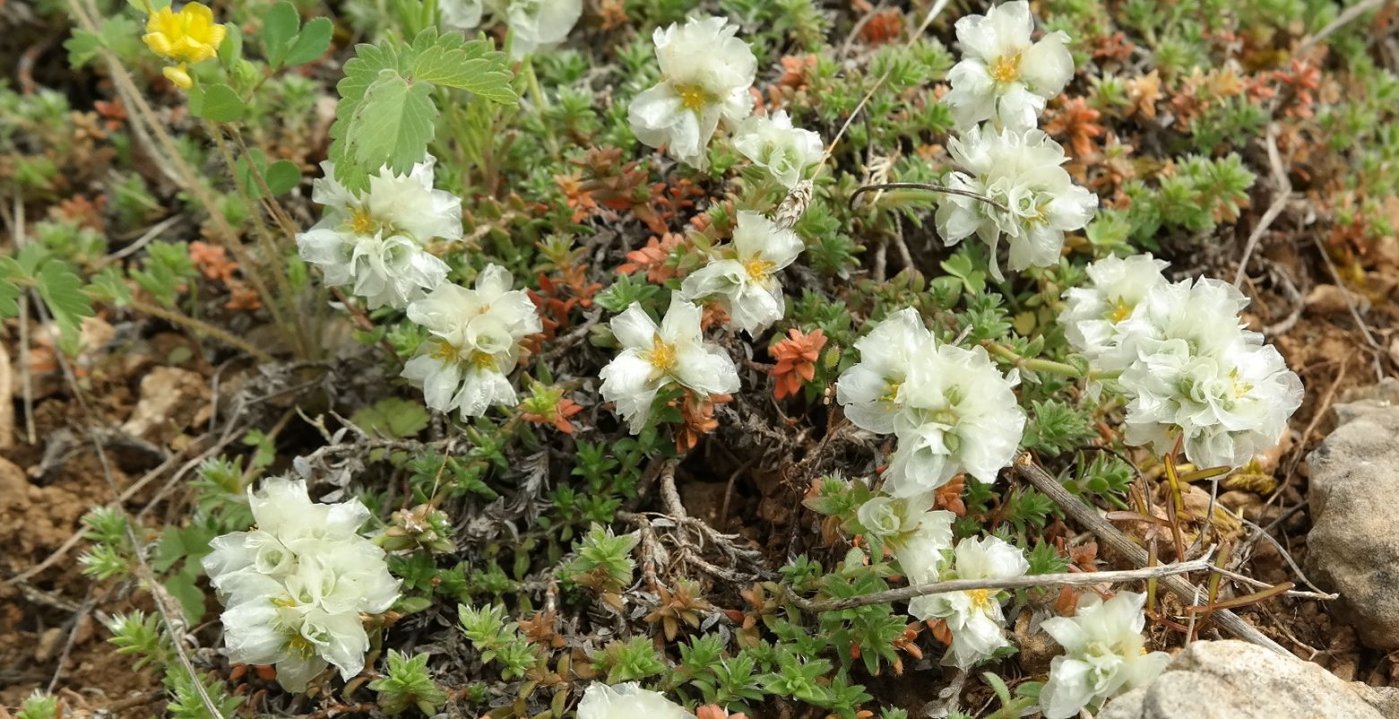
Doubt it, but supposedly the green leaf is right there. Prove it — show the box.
[351,397,431,439]
[218,24,244,69]
[193,83,246,122]
[65,30,103,68]
[163,571,207,623]
[88,268,133,307]
[260,1,300,67]
[285,17,333,66]
[0,257,24,318]
[263,160,301,195]
[34,259,94,351]
[327,31,515,191]
[235,151,301,198]
[411,40,516,103]
[344,73,436,176]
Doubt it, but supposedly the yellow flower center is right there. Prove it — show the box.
[967,588,994,611]
[990,52,1022,84]
[143,3,227,65]
[743,257,775,280]
[675,84,710,112]
[430,340,462,364]
[644,336,678,373]
[348,207,378,235]
[1109,298,1135,323]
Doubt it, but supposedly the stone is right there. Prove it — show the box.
[1305,378,1399,649]
[121,366,211,445]
[1098,640,1390,719]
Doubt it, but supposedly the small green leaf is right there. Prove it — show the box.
[0,257,24,318]
[88,268,133,307]
[65,30,103,68]
[193,83,245,122]
[218,24,244,69]
[263,160,301,195]
[260,1,300,67]
[285,17,333,66]
[35,259,94,351]
[351,397,431,439]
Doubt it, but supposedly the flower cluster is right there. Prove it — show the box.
[679,211,805,336]
[577,682,694,719]
[1039,592,1171,718]
[401,264,543,419]
[836,308,1026,497]
[439,0,582,58]
[296,158,461,310]
[936,2,1095,278]
[629,16,757,168]
[142,2,227,89]
[908,535,1029,668]
[202,477,400,692]
[1061,254,1303,468]
[599,297,739,432]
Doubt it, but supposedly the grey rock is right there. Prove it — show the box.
[1098,640,1389,719]
[1305,379,1399,649]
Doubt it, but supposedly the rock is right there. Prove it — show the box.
[1305,378,1399,649]
[121,366,211,445]
[1098,640,1390,719]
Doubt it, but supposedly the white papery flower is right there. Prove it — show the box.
[401,264,542,419]
[202,477,400,692]
[1110,277,1303,468]
[890,508,956,585]
[439,0,484,30]
[732,110,824,188]
[600,297,740,433]
[501,0,582,57]
[678,211,804,336]
[944,0,1074,131]
[628,15,756,168]
[297,158,461,309]
[1060,253,1170,370]
[884,342,1025,497]
[577,682,695,719]
[908,535,1028,669]
[1039,591,1170,719]
[936,126,1098,279]
[835,308,933,435]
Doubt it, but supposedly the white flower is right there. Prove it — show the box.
[884,342,1026,496]
[439,0,484,30]
[935,126,1098,279]
[297,158,461,309]
[890,508,956,585]
[401,264,542,419]
[835,308,933,435]
[732,110,824,188]
[628,15,756,168]
[909,535,1028,669]
[1039,592,1171,719]
[1060,253,1170,370]
[678,211,804,336]
[202,477,400,692]
[501,0,582,57]
[1110,277,1303,468]
[944,0,1074,131]
[577,682,695,719]
[599,297,740,433]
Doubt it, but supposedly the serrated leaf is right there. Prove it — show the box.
[410,40,516,103]
[88,267,133,307]
[35,259,94,351]
[193,83,245,122]
[261,1,300,67]
[345,72,436,176]
[65,30,103,68]
[285,17,333,66]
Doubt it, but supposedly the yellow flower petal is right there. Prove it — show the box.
[163,64,193,89]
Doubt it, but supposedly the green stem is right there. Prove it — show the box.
[982,341,1119,381]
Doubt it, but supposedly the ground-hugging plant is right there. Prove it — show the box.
[8,0,1394,715]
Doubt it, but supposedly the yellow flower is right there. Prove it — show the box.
[162,65,193,89]
[143,3,227,65]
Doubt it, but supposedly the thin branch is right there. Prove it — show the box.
[850,182,1010,213]
[1013,455,1290,655]
[791,557,1213,613]
[1298,0,1389,52]
[1234,123,1291,287]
